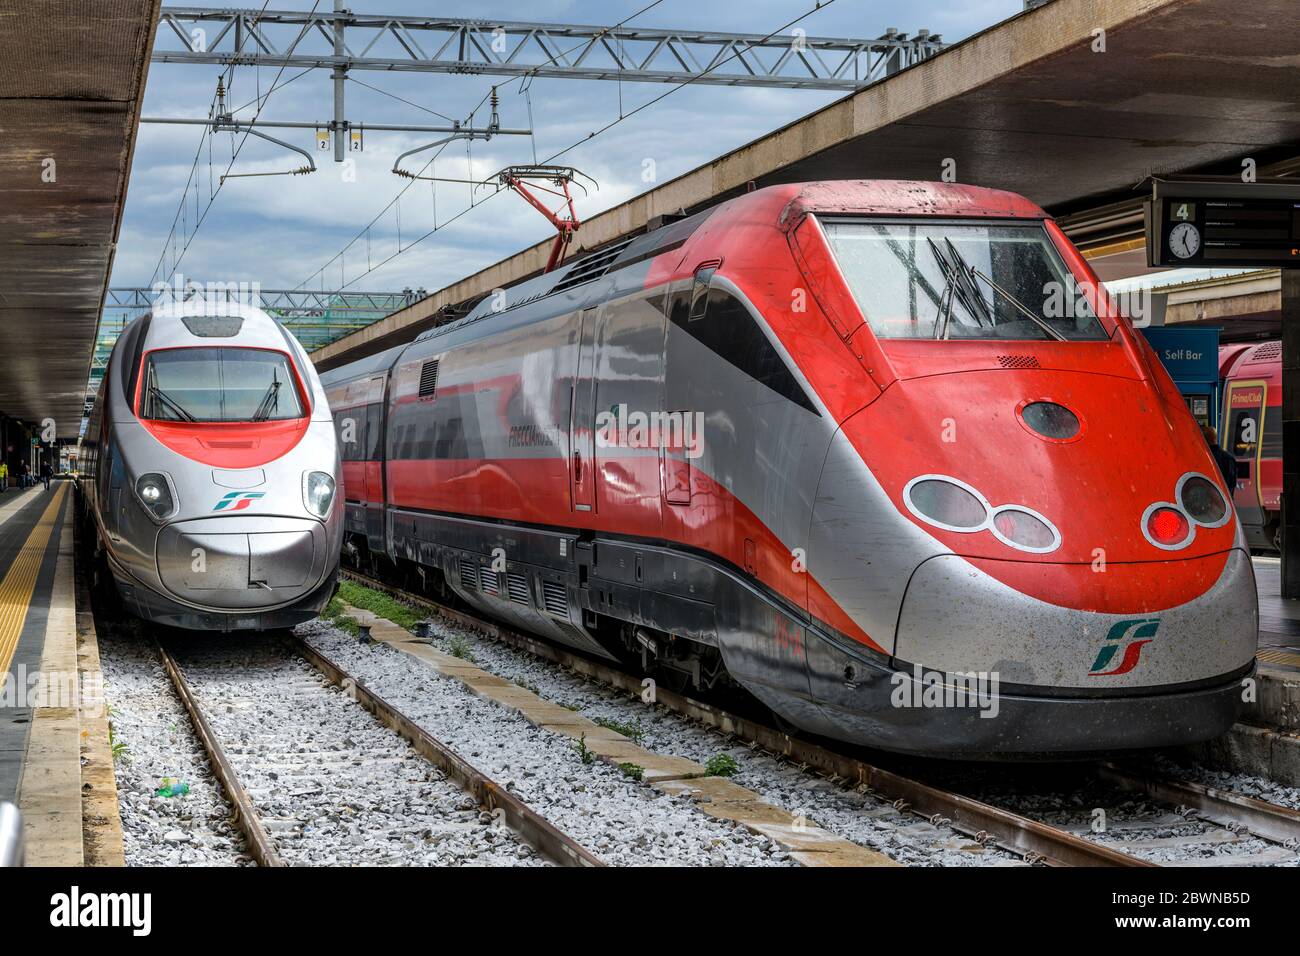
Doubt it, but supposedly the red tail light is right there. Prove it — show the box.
[1147,507,1190,546]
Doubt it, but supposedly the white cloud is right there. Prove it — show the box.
[113,0,1022,294]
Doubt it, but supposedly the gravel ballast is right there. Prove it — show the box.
[301,619,796,866]
[163,638,548,866]
[306,607,1016,866]
[99,629,251,866]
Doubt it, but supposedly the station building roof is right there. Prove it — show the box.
[0,0,159,437]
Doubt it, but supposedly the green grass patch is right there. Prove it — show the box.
[320,595,361,637]
[704,753,739,777]
[336,580,425,631]
[593,715,645,745]
[575,733,595,765]
[618,762,644,782]
[447,634,476,662]
[108,722,128,762]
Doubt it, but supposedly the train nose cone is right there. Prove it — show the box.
[893,551,1257,689]
[157,516,329,609]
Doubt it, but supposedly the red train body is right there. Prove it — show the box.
[322,180,1256,757]
[1219,340,1282,550]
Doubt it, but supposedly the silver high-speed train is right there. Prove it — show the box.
[80,303,342,630]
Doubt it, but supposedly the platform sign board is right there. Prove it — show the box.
[1147,181,1300,269]
[1139,326,1221,428]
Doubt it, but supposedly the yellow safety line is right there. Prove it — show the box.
[0,485,67,679]
[1258,648,1300,669]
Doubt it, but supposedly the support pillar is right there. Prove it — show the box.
[332,0,347,164]
[1281,269,1300,597]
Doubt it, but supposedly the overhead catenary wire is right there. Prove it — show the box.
[292,0,672,294]
[150,0,275,286]
[149,0,320,288]
[298,0,838,298]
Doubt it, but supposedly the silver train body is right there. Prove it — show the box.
[80,304,342,630]
[319,182,1256,758]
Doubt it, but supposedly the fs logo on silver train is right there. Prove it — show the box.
[1088,618,1160,676]
[212,491,265,512]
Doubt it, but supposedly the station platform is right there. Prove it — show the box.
[0,482,121,866]
[1250,557,1300,674]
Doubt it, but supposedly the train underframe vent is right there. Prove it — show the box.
[541,580,569,617]
[507,572,530,606]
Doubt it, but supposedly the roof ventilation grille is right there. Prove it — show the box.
[552,237,637,293]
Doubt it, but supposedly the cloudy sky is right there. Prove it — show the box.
[116,0,1024,298]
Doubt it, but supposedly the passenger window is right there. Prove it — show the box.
[335,409,367,461]
[366,404,383,459]
[1263,407,1282,460]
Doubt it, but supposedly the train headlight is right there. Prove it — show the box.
[990,507,1060,553]
[903,475,1062,553]
[1177,473,1230,527]
[135,473,176,520]
[304,471,335,518]
[903,476,989,531]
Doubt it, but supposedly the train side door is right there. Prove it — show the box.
[1223,379,1266,530]
[365,373,388,550]
[570,308,598,513]
[365,374,386,502]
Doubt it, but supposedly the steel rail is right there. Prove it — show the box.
[340,569,1149,867]
[155,641,286,867]
[292,637,604,867]
[1098,762,1300,846]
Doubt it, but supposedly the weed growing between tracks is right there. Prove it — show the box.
[705,754,740,777]
[321,595,361,637]
[336,580,425,631]
[594,715,646,744]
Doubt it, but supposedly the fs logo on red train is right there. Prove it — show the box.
[1088,619,1160,676]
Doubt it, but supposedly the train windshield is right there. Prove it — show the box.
[140,348,305,422]
[821,219,1109,341]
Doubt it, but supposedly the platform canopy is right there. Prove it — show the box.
[312,0,1300,370]
[0,0,159,437]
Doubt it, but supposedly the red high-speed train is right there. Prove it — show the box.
[1219,340,1281,550]
[322,180,1257,758]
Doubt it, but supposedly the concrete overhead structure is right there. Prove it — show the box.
[0,0,160,437]
[311,0,1300,371]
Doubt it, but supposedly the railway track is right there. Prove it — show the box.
[340,568,1300,867]
[932,757,1300,866]
[155,634,601,867]
[337,569,1173,867]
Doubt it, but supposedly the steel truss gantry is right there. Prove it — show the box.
[153,7,945,91]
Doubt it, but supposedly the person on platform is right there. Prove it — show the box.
[40,459,51,491]
[0,461,7,493]
[20,461,29,489]
[1203,424,1238,491]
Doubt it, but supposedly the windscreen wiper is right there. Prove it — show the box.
[147,384,197,422]
[252,378,281,422]
[969,267,1068,342]
[927,238,993,338]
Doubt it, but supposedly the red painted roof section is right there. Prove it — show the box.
[775,179,1048,228]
